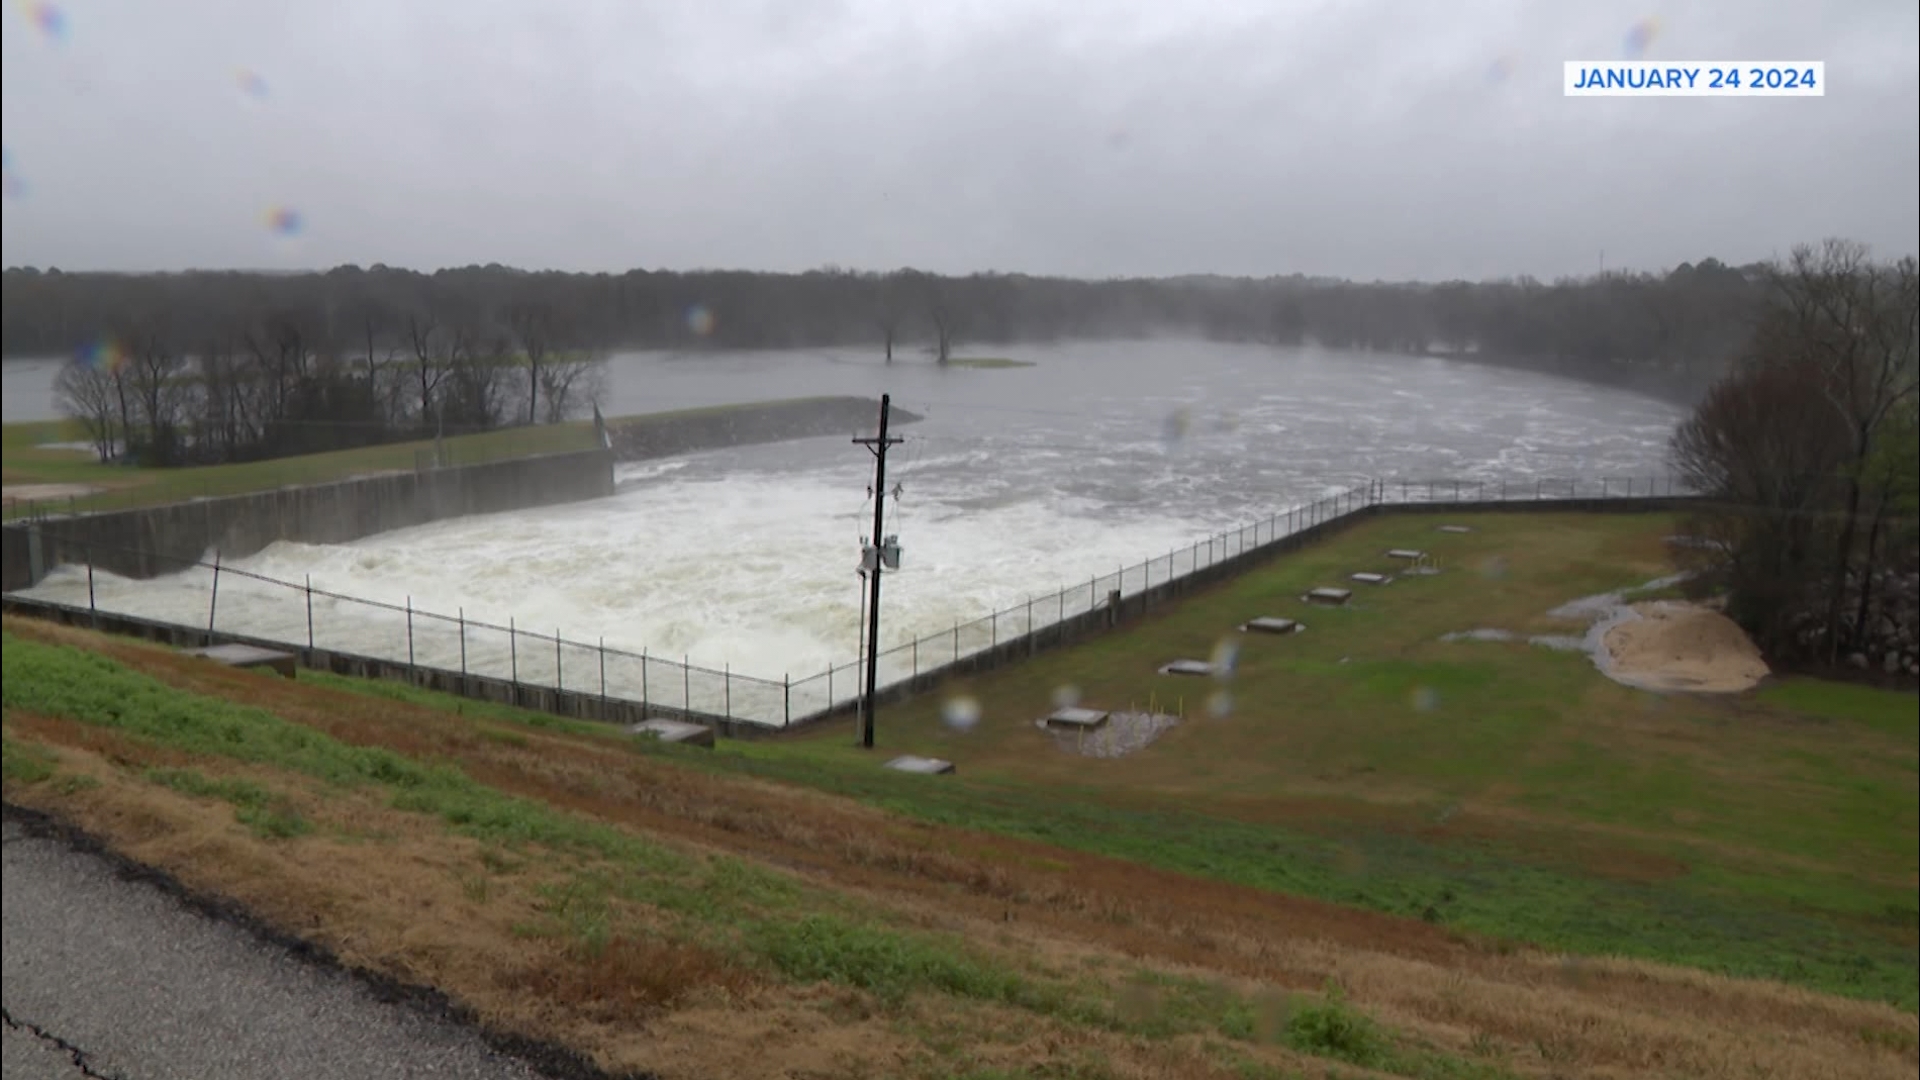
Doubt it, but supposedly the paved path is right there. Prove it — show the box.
[2,811,562,1080]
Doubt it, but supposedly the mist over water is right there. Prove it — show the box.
[17,341,1685,683]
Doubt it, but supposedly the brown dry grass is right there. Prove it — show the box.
[5,614,1917,1080]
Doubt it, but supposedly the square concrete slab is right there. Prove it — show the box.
[624,719,716,748]
[1242,616,1301,634]
[1305,587,1353,605]
[885,755,956,775]
[1045,706,1111,731]
[1386,549,1427,560]
[1350,572,1392,585]
[1437,525,1472,534]
[182,643,297,678]
[1157,659,1214,676]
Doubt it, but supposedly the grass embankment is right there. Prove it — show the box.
[0,397,868,520]
[6,614,1916,1079]
[763,512,1920,1009]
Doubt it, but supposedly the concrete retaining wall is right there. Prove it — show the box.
[608,397,921,462]
[2,448,616,592]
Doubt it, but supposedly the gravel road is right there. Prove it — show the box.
[2,809,588,1080]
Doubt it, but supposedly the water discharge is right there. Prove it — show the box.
[15,341,1688,705]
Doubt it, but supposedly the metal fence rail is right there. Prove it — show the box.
[11,474,1694,729]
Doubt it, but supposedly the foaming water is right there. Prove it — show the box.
[20,341,1688,689]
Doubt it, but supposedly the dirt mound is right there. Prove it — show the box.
[1602,601,1770,693]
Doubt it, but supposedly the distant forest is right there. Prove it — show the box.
[0,260,1766,465]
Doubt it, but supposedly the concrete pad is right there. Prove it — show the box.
[1045,706,1111,731]
[1242,616,1301,634]
[885,755,956,775]
[624,719,716,748]
[1157,659,1214,677]
[1386,549,1427,560]
[1350,572,1392,585]
[182,643,297,678]
[1437,525,1472,534]
[1305,587,1352,606]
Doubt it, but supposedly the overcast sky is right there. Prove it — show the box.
[2,0,1915,281]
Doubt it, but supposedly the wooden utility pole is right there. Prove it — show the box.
[852,394,903,749]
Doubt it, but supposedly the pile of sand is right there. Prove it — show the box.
[1601,601,1770,693]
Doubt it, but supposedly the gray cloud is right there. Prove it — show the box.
[2,0,1915,279]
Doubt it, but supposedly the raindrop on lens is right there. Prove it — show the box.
[941,695,981,732]
[1052,684,1082,709]
[1411,686,1440,712]
[1206,690,1233,718]
[1210,638,1239,679]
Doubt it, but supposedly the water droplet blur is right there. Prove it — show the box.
[1206,689,1233,718]
[1410,685,1440,712]
[941,695,981,732]
[25,2,67,43]
[685,304,716,337]
[1051,683,1082,709]
[75,338,128,373]
[263,206,304,237]
[236,67,269,100]
[1,147,23,200]
[1478,555,1508,580]
[1485,54,1517,84]
[1162,407,1191,447]
[1209,637,1239,679]
[1622,16,1660,59]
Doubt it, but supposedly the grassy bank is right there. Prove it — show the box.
[5,616,1914,1079]
[0,397,878,520]
[773,511,1920,1006]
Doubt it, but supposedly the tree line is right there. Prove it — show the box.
[1672,239,1918,675]
[0,259,1775,465]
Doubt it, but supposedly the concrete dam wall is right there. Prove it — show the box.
[607,396,922,462]
[2,448,616,592]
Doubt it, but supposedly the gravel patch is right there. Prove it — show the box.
[1034,711,1179,758]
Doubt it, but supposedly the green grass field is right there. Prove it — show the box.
[299,511,1920,1009]
[0,398,865,519]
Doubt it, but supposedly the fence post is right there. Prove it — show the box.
[458,608,467,676]
[1057,588,1064,632]
[826,662,831,713]
[642,647,650,717]
[510,616,519,684]
[953,620,959,663]
[599,637,607,715]
[683,656,690,716]
[86,549,96,617]
[992,609,997,647]
[1026,596,1034,652]
[406,597,415,669]
[555,628,563,691]
[724,663,731,720]
[784,673,791,727]
[207,550,222,635]
[305,574,314,649]
[913,637,919,676]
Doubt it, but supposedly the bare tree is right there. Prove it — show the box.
[53,356,125,463]
[508,300,555,423]
[535,350,607,424]
[1771,241,1920,659]
[119,321,190,465]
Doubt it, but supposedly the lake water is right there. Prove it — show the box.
[10,341,1686,713]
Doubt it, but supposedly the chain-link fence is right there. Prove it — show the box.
[781,473,1697,721]
[11,473,1695,729]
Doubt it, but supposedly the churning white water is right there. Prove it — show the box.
[17,341,1687,720]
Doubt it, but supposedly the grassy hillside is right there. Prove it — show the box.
[3,508,1916,1078]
